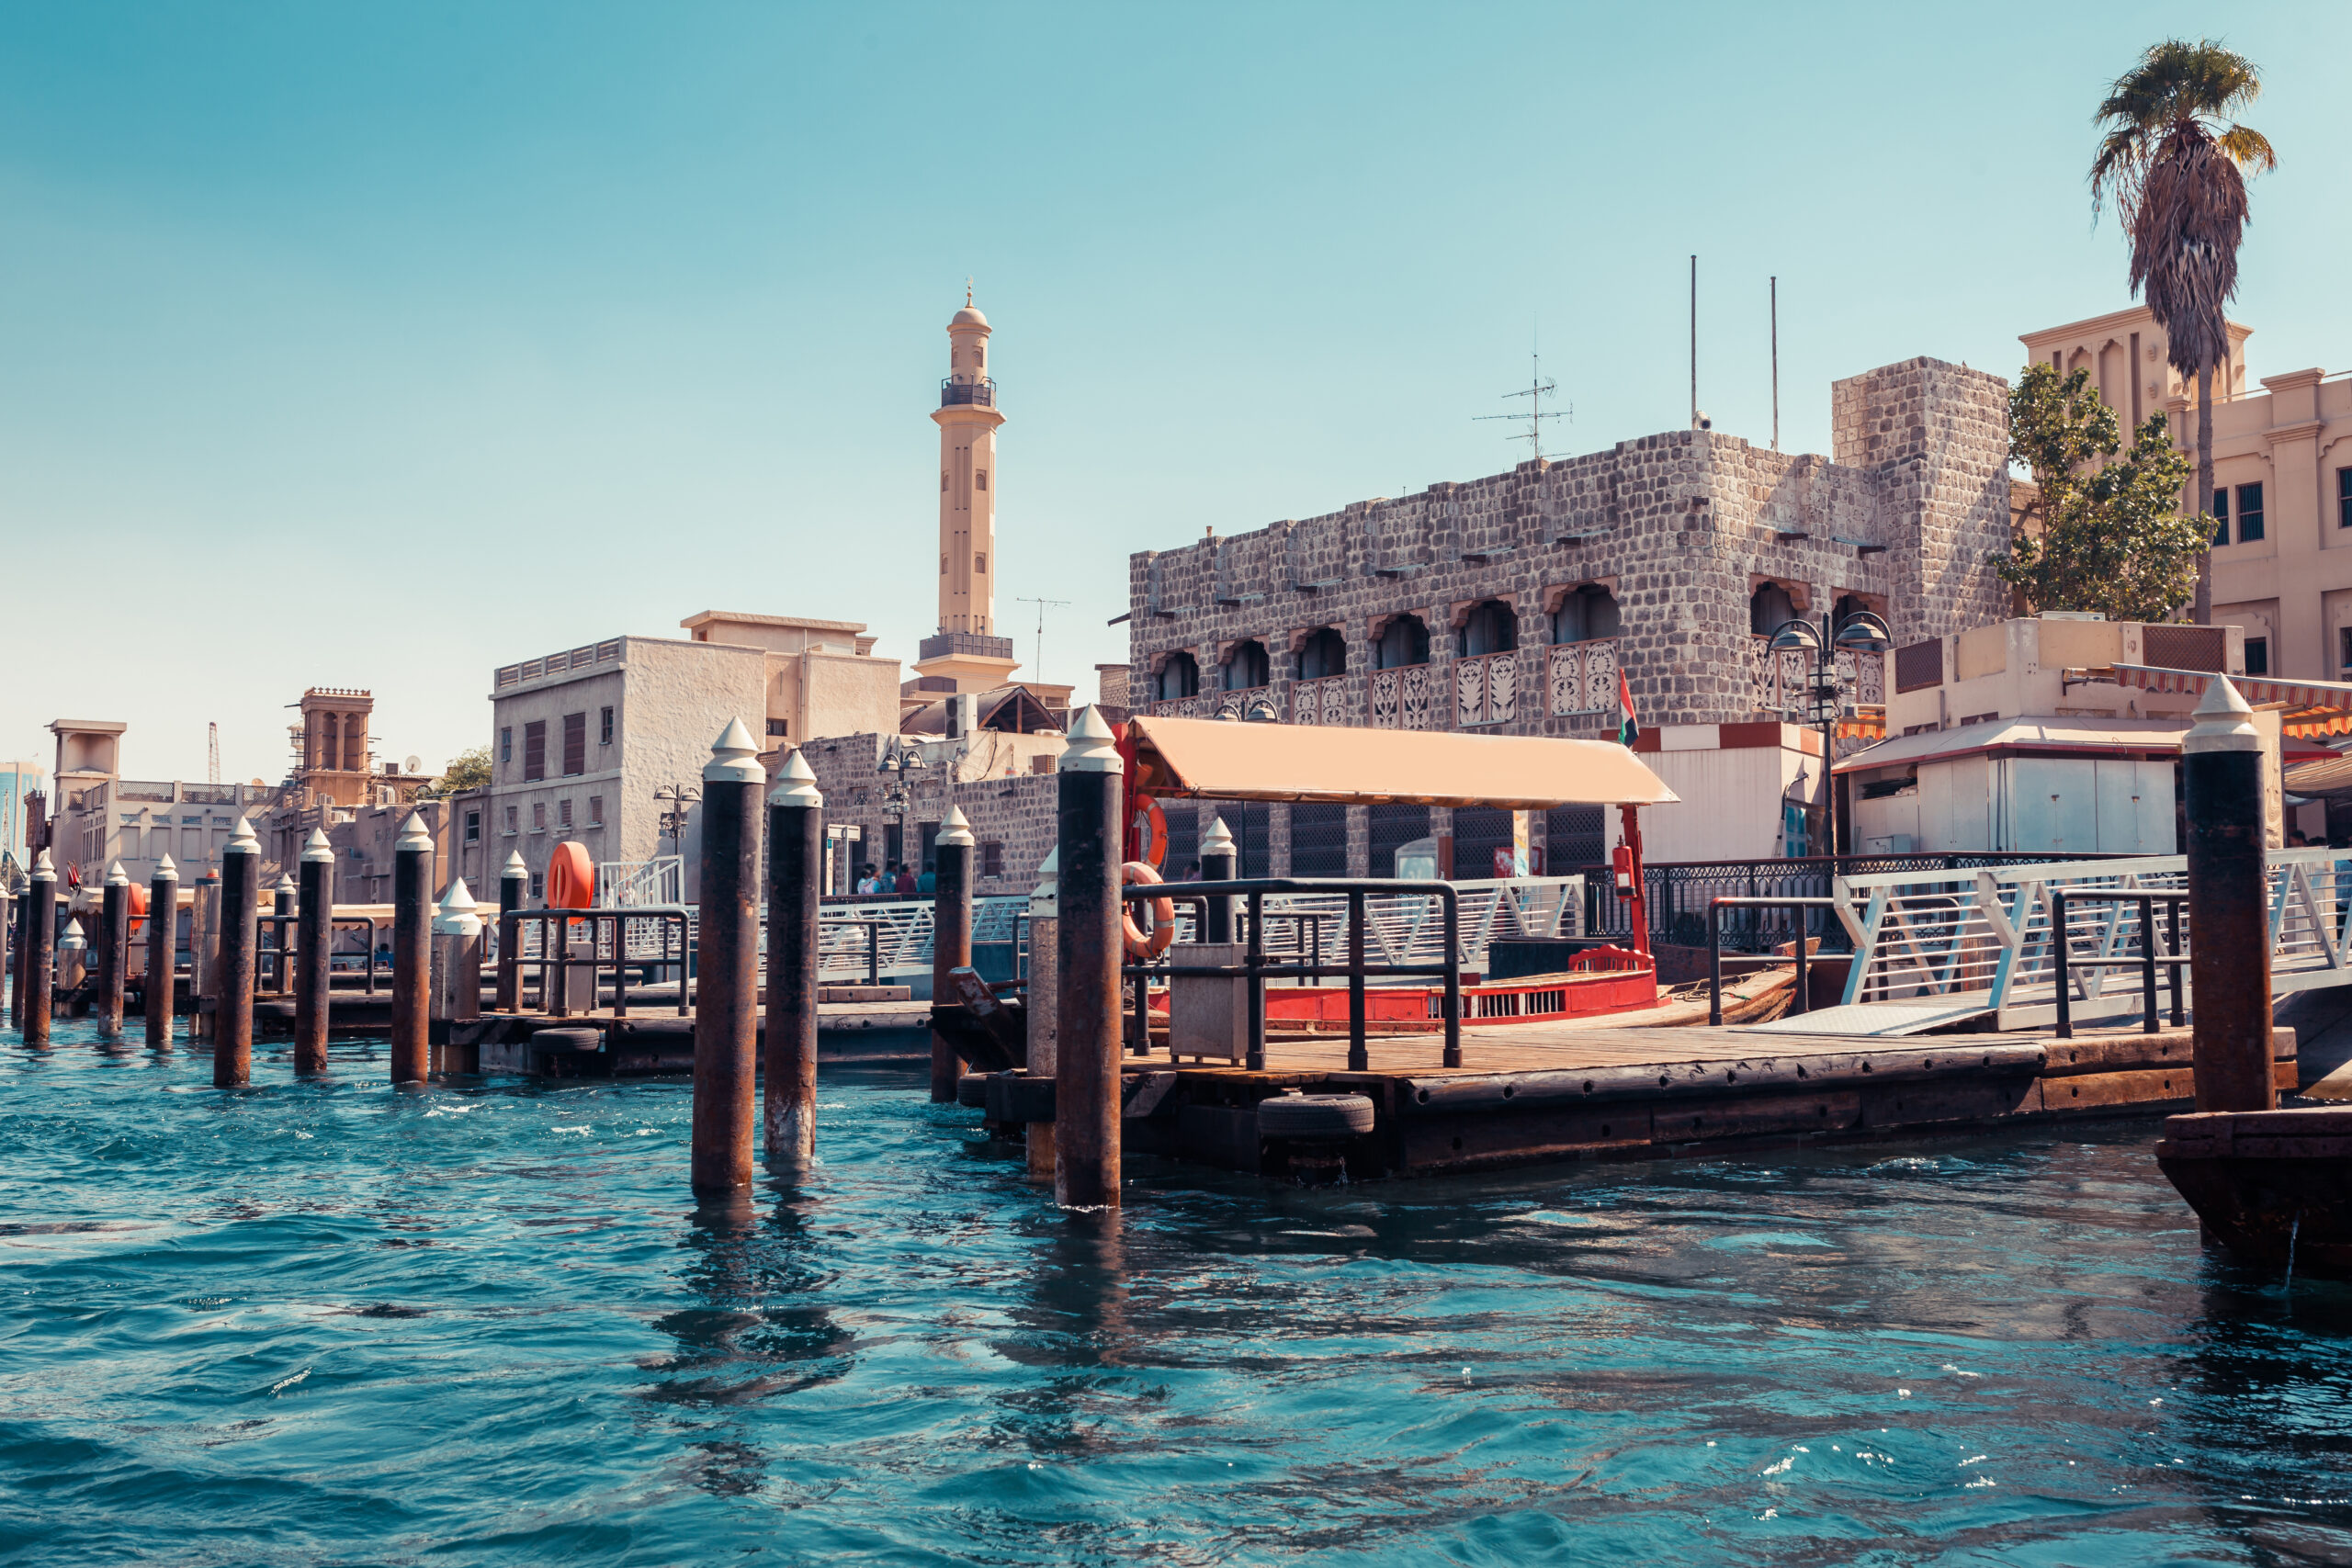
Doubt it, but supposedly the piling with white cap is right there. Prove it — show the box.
[2183,674,2275,1112]
[271,873,298,997]
[930,804,978,1102]
[390,811,435,1085]
[23,852,56,1046]
[147,855,179,1049]
[495,850,529,1013]
[1025,845,1060,1182]
[692,719,764,1191]
[215,817,262,1086]
[1055,706,1126,1210]
[295,828,334,1072]
[1200,815,1237,943]
[764,750,824,1168]
[430,876,484,1057]
[97,862,130,1038]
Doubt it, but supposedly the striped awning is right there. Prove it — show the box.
[2112,663,2352,739]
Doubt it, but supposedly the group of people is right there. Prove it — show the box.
[852,861,930,897]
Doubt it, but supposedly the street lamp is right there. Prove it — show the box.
[1766,608,1892,860]
[652,781,700,863]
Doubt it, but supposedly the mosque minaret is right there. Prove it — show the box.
[912,288,1021,694]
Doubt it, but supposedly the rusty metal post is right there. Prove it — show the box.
[692,720,763,1192]
[57,919,86,1000]
[1026,848,1060,1181]
[23,852,56,1047]
[5,886,19,1031]
[764,750,824,1168]
[495,850,527,1012]
[930,804,976,1102]
[431,877,483,1074]
[295,829,334,1071]
[389,811,434,1085]
[2184,677,2275,1112]
[271,874,297,995]
[1200,816,1235,943]
[146,856,178,1049]
[215,818,261,1087]
[1055,707,1125,1211]
[190,868,220,1039]
[97,863,130,1037]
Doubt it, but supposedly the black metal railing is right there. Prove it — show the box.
[496,907,691,1019]
[1707,897,1836,1025]
[939,377,996,408]
[1568,852,2125,955]
[2051,887,2187,1038]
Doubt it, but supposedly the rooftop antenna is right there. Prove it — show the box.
[207,723,220,786]
[1770,276,1780,451]
[1690,254,1698,429]
[1474,331,1570,460]
[1015,594,1069,689]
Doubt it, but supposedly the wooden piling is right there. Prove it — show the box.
[98,863,130,1037]
[2184,677,2275,1113]
[390,812,434,1085]
[431,878,482,1069]
[1055,706,1125,1211]
[1026,847,1059,1181]
[763,750,824,1168]
[692,719,763,1191]
[23,852,56,1047]
[57,920,86,999]
[930,805,976,1102]
[295,829,333,1071]
[146,856,178,1049]
[215,818,261,1087]
[495,851,527,1012]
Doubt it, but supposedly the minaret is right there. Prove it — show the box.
[914,287,1020,694]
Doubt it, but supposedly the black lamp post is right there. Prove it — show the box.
[1766,609,1892,860]
[876,738,926,876]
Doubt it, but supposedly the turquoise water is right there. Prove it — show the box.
[3,1021,2348,1566]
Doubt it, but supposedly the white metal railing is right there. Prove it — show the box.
[598,855,684,908]
[1834,848,2352,1027]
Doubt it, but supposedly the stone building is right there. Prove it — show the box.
[1123,355,2014,871]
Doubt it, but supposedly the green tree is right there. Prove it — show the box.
[1996,363,2205,623]
[420,744,492,798]
[2089,38,2276,624]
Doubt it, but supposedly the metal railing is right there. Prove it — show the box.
[2050,887,2186,1038]
[939,377,996,407]
[255,913,383,996]
[496,906,691,1018]
[1706,897,1835,1025]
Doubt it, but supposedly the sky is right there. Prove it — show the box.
[2,2,2346,786]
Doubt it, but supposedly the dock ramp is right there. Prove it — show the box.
[1739,996,1996,1037]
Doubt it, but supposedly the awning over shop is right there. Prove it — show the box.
[2112,663,2352,739]
[1124,716,1679,808]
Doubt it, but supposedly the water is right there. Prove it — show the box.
[4,1022,2349,1566]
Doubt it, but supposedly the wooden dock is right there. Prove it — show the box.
[1109,1021,2301,1179]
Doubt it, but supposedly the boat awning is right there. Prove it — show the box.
[1125,716,1679,808]
[1833,716,2193,774]
[2113,663,2352,739]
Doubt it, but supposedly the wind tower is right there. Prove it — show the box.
[913,288,1020,694]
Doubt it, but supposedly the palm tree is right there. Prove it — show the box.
[2089,39,2276,625]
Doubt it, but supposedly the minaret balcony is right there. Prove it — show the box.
[939,377,997,408]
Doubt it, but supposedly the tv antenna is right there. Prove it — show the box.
[208,723,220,785]
[1475,339,1570,459]
[1015,595,1069,686]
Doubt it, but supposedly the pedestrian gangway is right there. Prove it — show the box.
[1740,848,2352,1037]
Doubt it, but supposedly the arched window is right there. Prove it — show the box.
[1156,652,1199,701]
[1749,582,1799,637]
[319,714,339,771]
[1223,639,1270,691]
[1832,593,1875,632]
[1297,627,1346,679]
[1374,615,1430,671]
[1460,600,1518,657]
[1551,583,1621,643]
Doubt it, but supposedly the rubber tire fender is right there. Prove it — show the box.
[1255,1091,1377,1138]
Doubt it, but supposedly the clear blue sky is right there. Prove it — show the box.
[2,2,2345,784]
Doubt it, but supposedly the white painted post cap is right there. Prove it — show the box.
[224,817,260,855]
[705,717,765,783]
[59,918,85,947]
[768,749,823,807]
[434,877,483,936]
[105,862,127,886]
[1202,817,1236,857]
[503,850,529,877]
[301,828,334,863]
[938,805,977,849]
[31,850,53,878]
[2186,673,2261,755]
[1029,844,1058,917]
[274,874,297,897]
[154,854,178,879]
[396,811,434,852]
[1058,705,1123,773]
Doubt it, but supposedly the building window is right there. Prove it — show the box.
[465,811,481,844]
[2235,482,2265,544]
[531,803,547,833]
[2245,637,2269,676]
[1749,582,1799,635]
[500,727,513,765]
[600,706,615,745]
[561,712,586,775]
[1297,627,1346,679]
[941,472,949,493]
[1223,639,1270,690]
[588,795,603,827]
[1373,615,1430,670]
[766,717,788,738]
[559,799,573,829]
[503,806,519,836]
[530,873,544,898]
[2212,487,2229,546]
[2341,627,2352,674]
[976,470,988,491]
[981,840,1004,878]
[1460,599,1518,657]
[523,721,546,782]
[975,553,987,574]
[1156,651,1199,700]
[2338,468,2352,529]
[1551,583,1621,643]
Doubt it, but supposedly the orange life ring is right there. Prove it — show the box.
[1122,860,1177,959]
[1129,797,1170,872]
[545,840,596,911]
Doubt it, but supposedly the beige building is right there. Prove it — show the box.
[41,718,278,886]
[2022,306,2352,682]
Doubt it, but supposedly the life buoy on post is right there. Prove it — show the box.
[1121,860,1177,959]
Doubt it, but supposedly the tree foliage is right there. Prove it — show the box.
[1996,363,2204,623]
[421,744,492,798]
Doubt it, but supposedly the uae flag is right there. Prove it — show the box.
[1616,671,1640,749]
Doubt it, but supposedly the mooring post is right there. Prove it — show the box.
[1055,706,1125,1210]
[2183,676,2275,1112]
[294,829,333,1071]
[430,878,483,1073]
[271,874,297,996]
[97,862,130,1037]
[146,856,178,1049]
[495,850,527,1012]
[1200,816,1235,944]
[58,919,87,999]
[5,885,20,1031]
[23,852,56,1047]
[692,719,763,1191]
[390,811,434,1086]
[1026,847,1060,1181]
[764,750,824,1168]
[190,868,220,1040]
[0,886,13,1022]
[930,804,976,1102]
[215,818,261,1087]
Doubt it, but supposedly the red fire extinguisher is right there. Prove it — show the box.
[1611,843,1635,897]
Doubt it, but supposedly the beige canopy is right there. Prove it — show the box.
[1125,716,1679,808]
